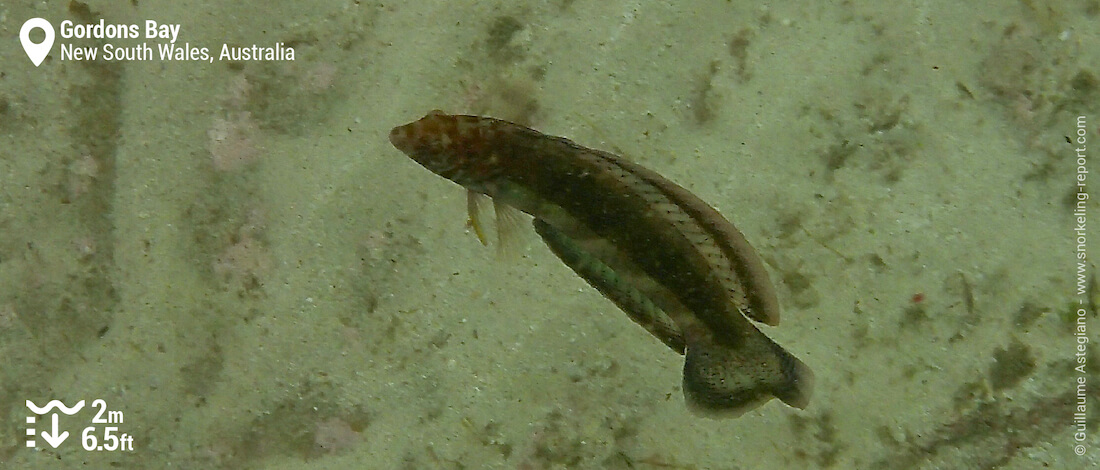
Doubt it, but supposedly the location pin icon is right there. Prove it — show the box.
[20,18,55,67]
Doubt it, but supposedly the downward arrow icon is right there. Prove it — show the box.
[40,414,68,448]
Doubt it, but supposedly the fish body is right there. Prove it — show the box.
[389,111,813,417]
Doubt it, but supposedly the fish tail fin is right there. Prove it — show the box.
[682,329,814,418]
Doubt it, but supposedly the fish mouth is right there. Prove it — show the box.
[388,124,414,153]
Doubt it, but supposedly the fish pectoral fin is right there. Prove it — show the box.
[467,191,529,259]
[682,331,814,418]
[466,190,491,246]
[493,199,528,259]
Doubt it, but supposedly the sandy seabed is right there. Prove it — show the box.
[1,1,1098,468]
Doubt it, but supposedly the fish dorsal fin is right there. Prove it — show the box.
[586,150,782,326]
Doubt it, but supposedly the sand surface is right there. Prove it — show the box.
[1,0,1098,468]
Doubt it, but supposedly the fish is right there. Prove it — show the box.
[388,111,813,417]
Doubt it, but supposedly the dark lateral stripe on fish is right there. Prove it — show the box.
[481,130,761,344]
[534,218,686,352]
[575,147,782,327]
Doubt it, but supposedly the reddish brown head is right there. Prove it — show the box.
[389,111,503,184]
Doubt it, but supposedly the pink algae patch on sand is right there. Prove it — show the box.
[213,210,271,294]
[313,416,363,455]
[213,233,271,294]
[208,112,262,172]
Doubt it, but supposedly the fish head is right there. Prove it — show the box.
[389,111,502,184]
